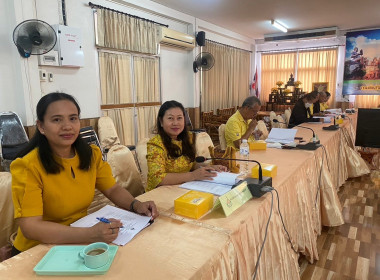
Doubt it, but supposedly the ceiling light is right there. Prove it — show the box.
[271,20,287,33]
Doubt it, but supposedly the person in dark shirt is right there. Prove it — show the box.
[289,91,320,127]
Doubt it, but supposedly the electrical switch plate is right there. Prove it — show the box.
[39,69,47,81]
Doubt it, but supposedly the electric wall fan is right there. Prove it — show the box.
[193,52,215,73]
[13,19,57,58]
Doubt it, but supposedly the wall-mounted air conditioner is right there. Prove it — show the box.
[158,27,195,49]
[38,25,84,67]
[264,27,338,42]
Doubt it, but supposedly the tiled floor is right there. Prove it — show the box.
[300,171,380,280]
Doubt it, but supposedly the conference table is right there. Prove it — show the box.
[0,114,369,279]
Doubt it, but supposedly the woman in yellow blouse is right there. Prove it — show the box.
[10,92,158,256]
[147,100,227,191]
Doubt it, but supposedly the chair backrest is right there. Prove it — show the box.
[0,112,29,170]
[0,112,28,148]
[136,138,150,185]
[269,111,277,121]
[284,109,291,126]
[269,111,280,128]
[195,132,214,159]
[276,115,287,128]
[79,126,101,148]
[218,124,227,150]
[106,145,144,196]
[256,120,269,140]
[97,116,121,151]
[201,111,214,126]
[0,172,17,248]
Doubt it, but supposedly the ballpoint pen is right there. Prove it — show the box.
[96,217,124,228]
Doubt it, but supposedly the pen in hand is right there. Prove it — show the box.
[96,217,124,228]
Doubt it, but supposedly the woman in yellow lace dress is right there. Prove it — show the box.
[146,101,226,191]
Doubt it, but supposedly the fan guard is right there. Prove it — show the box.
[13,19,57,58]
[193,52,215,73]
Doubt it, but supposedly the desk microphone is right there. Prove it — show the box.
[323,116,339,131]
[195,156,272,197]
[274,119,320,150]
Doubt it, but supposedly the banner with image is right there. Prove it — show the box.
[343,28,380,95]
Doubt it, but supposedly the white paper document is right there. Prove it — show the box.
[71,205,151,246]
[325,108,342,114]
[313,116,331,123]
[180,172,240,196]
[266,128,298,144]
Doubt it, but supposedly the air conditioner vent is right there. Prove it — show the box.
[264,27,337,42]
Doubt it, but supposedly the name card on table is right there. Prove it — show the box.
[213,181,252,216]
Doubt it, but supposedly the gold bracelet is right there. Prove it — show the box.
[130,199,139,213]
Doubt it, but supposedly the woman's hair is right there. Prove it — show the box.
[18,92,92,174]
[304,91,319,102]
[156,100,195,160]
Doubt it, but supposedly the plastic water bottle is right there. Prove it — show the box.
[239,139,249,174]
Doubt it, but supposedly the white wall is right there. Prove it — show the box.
[1,0,255,125]
[0,0,31,123]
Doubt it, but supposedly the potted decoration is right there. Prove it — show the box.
[271,87,279,93]
[294,81,302,88]
[276,81,284,88]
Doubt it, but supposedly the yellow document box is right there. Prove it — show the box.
[174,190,214,219]
[251,163,277,178]
[249,140,267,150]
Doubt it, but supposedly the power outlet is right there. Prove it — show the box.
[39,69,47,81]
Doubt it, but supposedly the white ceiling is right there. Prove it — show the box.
[151,0,380,39]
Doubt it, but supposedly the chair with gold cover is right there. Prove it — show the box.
[218,124,227,150]
[136,138,150,186]
[106,145,144,197]
[0,172,17,261]
[195,132,214,160]
[97,116,121,152]
[256,120,269,140]
[276,115,287,128]
[284,109,292,126]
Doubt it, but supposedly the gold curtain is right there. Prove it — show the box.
[96,9,159,55]
[99,52,132,104]
[202,41,250,112]
[99,54,160,145]
[102,108,135,145]
[260,52,297,105]
[136,106,160,140]
[297,49,338,106]
[133,57,160,102]
[354,95,380,108]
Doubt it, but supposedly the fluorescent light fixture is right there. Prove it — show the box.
[271,20,287,33]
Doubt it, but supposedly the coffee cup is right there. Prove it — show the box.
[78,242,110,269]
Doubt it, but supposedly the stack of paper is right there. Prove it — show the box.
[180,172,240,196]
[266,128,297,145]
[71,205,151,246]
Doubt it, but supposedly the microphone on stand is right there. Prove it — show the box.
[273,119,320,150]
[322,116,339,131]
[195,156,272,197]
